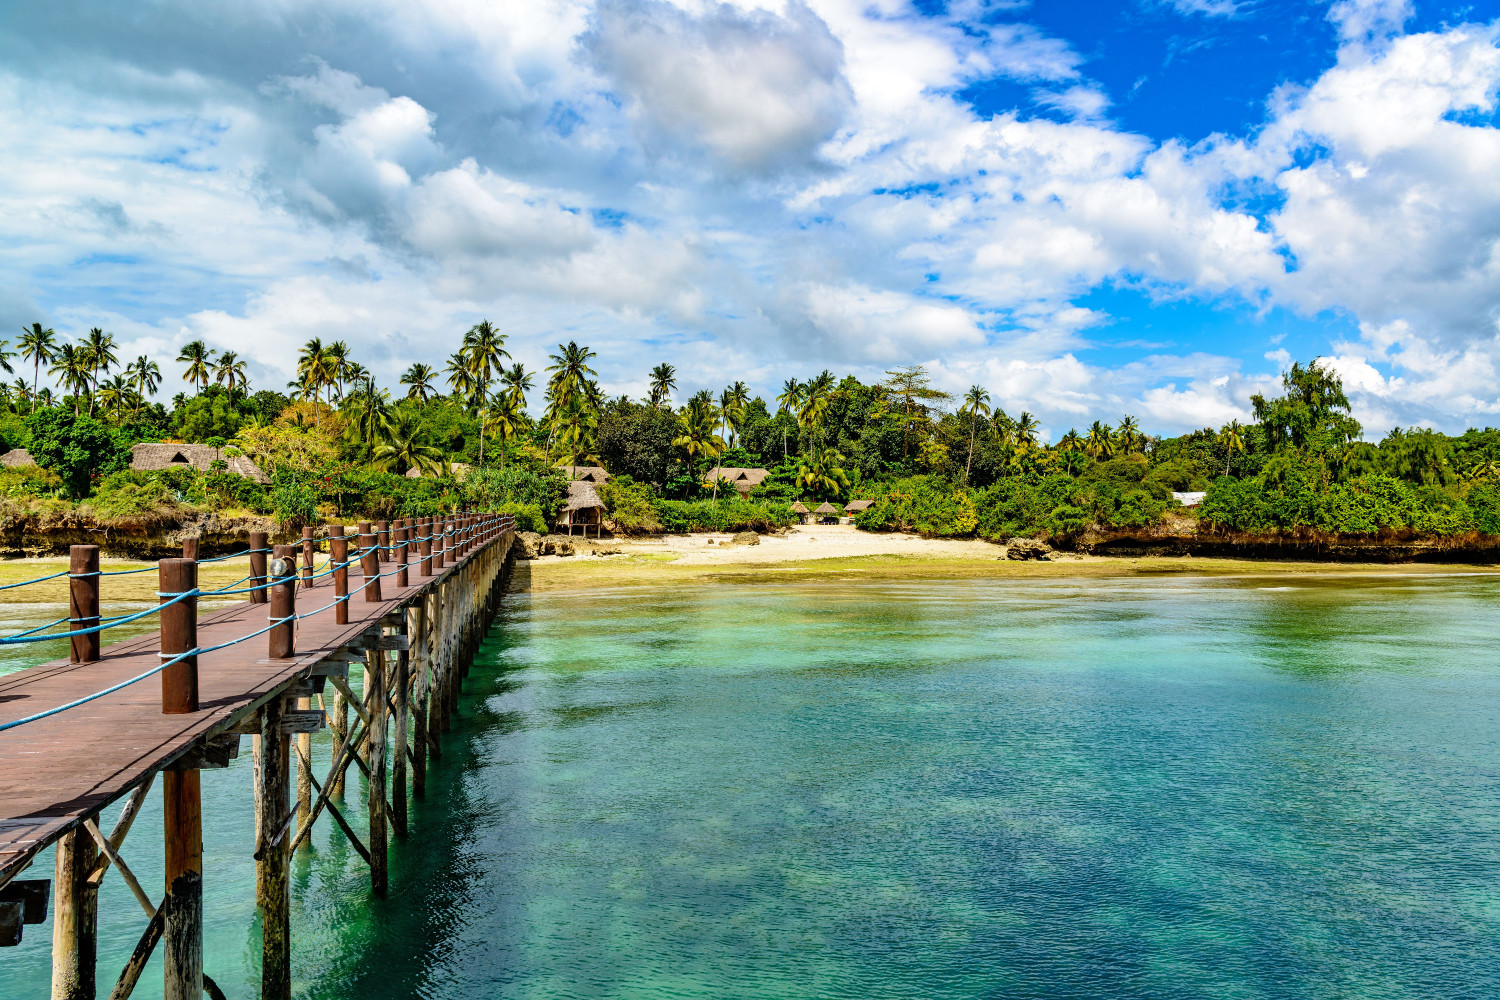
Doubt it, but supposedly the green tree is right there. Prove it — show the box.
[1251,360,1361,453]
[775,378,803,461]
[401,363,437,403]
[27,407,130,497]
[959,385,991,482]
[880,365,951,458]
[374,407,444,475]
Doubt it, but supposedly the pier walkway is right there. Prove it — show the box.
[0,513,516,1000]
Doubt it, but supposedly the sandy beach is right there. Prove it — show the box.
[518,524,1500,592]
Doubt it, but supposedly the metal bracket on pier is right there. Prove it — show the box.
[0,878,49,945]
[352,633,410,653]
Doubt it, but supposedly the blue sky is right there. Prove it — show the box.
[1,0,1499,438]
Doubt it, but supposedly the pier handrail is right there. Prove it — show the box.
[0,513,515,732]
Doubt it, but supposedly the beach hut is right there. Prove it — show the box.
[130,442,269,484]
[813,501,841,525]
[840,498,874,523]
[790,501,812,525]
[558,465,612,483]
[0,448,37,469]
[702,466,770,498]
[557,480,606,537]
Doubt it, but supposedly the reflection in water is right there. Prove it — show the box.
[8,576,1500,998]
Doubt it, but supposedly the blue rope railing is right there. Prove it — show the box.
[0,514,514,731]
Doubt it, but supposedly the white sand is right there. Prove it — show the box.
[534,524,1014,566]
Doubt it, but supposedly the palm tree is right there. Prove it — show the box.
[797,448,851,498]
[325,341,351,400]
[348,385,392,458]
[462,321,510,466]
[500,363,533,409]
[673,395,726,496]
[177,340,214,395]
[443,352,479,408]
[648,363,677,408]
[1116,415,1142,454]
[401,363,437,403]
[544,342,599,457]
[49,344,91,414]
[717,385,748,450]
[373,408,444,475]
[1219,420,1246,476]
[1015,412,1039,451]
[483,393,524,467]
[775,378,803,461]
[1086,420,1114,460]
[126,355,161,396]
[97,375,137,421]
[81,327,117,412]
[8,379,29,413]
[799,370,837,448]
[213,351,248,393]
[959,385,991,482]
[19,323,57,413]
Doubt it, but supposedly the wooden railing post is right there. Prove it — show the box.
[419,516,433,576]
[181,536,198,561]
[360,523,381,603]
[248,530,269,605]
[269,545,296,659]
[159,558,198,715]
[330,524,349,626]
[300,526,314,590]
[376,520,390,564]
[68,544,99,665]
[158,557,201,1000]
[395,522,409,589]
[433,517,446,571]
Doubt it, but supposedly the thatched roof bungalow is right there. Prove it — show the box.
[131,443,269,484]
[703,467,770,497]
[843,499,875,513]
[558,480,606,537]
[0,448,36,469]
[812,501,841,523]
[558,465,612,483]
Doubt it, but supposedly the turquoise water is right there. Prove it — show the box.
[8,575,1500,998]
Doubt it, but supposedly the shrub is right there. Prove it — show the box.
[269,476,319,526]
[462,466,568,519]
[599,475,663,534]
[81,477,182,528]
[495,502,547,534]
[854,476,976,537]
[655,499,796,533]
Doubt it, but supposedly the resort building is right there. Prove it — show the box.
[557,479,606,537]
[130,442,269,483]
[703,466,770,497]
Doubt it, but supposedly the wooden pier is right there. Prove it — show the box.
[0,513,516,999]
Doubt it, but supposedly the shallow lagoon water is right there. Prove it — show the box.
[8,574,1500,998]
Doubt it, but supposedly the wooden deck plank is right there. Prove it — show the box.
[0,538,496,882]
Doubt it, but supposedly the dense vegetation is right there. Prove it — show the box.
[4,319,1499,543]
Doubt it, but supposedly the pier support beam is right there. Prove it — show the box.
[162,771,202,1000]
[50,826,98,1000]
[255,698,290,1000]
[410,599,429,795]
[393,616,410,838]
[367,649,389,895]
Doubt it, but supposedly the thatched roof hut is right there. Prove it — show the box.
[130,443,269,484]
[843,499,875,512]
[790,501,810,514]
[703,467,770,496]
[0,448,36,469]
[558,480,606,537]
[558,465,612,483]
[813,502,840,515]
